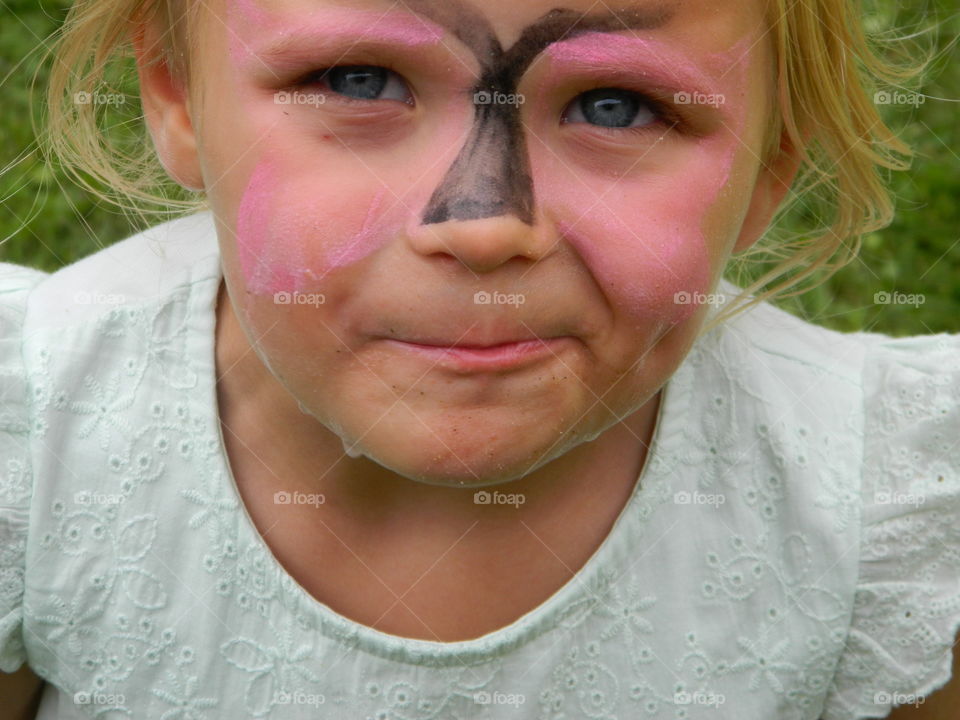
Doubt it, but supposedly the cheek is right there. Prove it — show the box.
[235,159,404,295]
[537,135,737,325]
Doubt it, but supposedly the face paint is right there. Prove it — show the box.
[235,159,309,295]
[229,0,750,323]
[540,36,753,323]
[227,2,444,67]
[418,7,676,226]
[546,32,720,95]
[328,188,390,270]
[236,160,411,294]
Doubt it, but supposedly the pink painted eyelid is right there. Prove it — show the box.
[546,32,726,99]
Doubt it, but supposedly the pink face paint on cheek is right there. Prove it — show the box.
[555,197,714,325]
[236,160,309,295]
[326,188,390,270]
[540,37,753,325]
[235,161,406,294]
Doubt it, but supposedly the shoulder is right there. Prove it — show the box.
[23,210,220,334]
[711,278,875,382]
[706,285,960,720]
[709,280,959,412]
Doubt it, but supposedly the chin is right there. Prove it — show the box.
[357,421,572,488]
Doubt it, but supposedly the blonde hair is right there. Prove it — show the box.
[38,0,933,325]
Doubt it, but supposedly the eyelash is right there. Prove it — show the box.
[291,65,687,133]
[293,63,408,105]
[570,91,682,136]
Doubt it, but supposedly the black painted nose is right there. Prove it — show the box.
[421,92,534,226]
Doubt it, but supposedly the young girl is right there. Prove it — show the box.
[1,0,958,717]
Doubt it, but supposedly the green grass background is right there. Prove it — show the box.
[1,0,957,336]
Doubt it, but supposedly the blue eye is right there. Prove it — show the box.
[319,65,412,103]
[564,88,657,129]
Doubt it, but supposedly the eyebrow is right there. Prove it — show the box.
[545,31,720,96]
[246,2,678,76]
[400,1,678,68]
[247,7,446,68]
[494,5,679,89]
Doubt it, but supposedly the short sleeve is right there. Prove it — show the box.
[822,332,960,719]
[0,262,47,673]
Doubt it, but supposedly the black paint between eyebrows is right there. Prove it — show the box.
[403,3,675,226]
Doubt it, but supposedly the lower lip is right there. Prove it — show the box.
[383,338,570,372]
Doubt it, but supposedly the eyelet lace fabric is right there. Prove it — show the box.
[0,212,957,719]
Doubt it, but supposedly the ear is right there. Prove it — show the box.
[731,130,805,254]
[131,18,204,191]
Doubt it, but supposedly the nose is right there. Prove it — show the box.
[406,213,555,274]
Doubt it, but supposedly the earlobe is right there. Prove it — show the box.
[731,130,805,255]
[131,21,204,192]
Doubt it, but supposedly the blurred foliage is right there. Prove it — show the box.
[0,0,957,335]
[729,0,960,335]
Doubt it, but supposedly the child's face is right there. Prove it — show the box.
[189,0,779,485]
